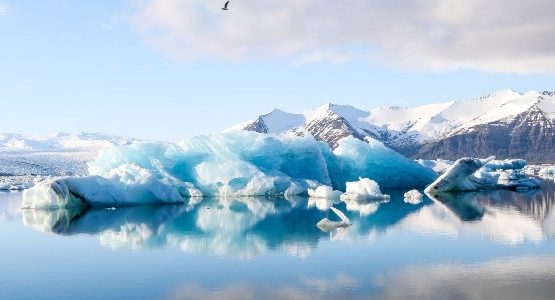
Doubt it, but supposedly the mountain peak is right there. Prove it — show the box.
[228,88,555,161]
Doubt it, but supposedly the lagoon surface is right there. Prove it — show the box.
[1,181,555,299]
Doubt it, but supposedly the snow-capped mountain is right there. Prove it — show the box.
[0,132,139,179]
[228,89,555,162]
[0,132,136,151]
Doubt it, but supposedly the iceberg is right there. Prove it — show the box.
[403,189,423,204]
[307,185,342,199]
[337,177,390,216]
[539,166,555,180]
[316,207,351,232]
[22,132,437,208]
[425,157,541,194]
[340,177,390,201]
[22,164,185,209]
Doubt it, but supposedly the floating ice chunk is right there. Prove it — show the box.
[404,189,423,204]
[340,178,390,201]
[539,166,555,180]
[316,207,351,232]
[426,157,541,194]
[0,176,38,191]
[494,169,542,190]
[22,164,185,208]
[307,185,342,198]
[22,179,88,209]
[483,159,527,171]
[426,157,492,193]
[338,178,389,216]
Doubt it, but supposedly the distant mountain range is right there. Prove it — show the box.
[228,89,555,163]
[0,132,136,151]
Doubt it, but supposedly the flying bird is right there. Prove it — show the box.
[222,1,230,10]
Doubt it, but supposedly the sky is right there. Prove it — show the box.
[1,0,554,141]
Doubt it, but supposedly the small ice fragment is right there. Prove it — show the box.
[403,189,423,204]
[307,185,342,198]
[316,207,351,232]
[340,178,390,201]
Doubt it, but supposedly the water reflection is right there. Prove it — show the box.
[402,186,555,244]
[17,181,555,255]
[164,257,555,300]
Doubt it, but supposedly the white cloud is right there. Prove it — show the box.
[297,51,352,65]
[130,0,555,73]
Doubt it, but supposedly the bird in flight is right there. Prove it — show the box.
[222,1,230,10]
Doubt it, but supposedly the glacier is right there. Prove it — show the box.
[22,132,437,208]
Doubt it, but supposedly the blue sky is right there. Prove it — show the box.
[1,0,554,141]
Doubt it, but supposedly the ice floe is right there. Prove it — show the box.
[403,189,423,204]
[316,207,351,232]
[425,157,541,194]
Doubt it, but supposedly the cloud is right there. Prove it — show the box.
[129,0,555,73]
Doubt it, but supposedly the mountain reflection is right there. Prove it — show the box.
[20,181,555,256]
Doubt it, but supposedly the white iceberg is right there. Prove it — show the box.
[23,132,436,208]
[404,189,423,204]
[539,166,555,180]
[425,157,541,194]
[316,207,351,232]
[307,185,342,198]
[340,177,390,201]
[22,164,185,208]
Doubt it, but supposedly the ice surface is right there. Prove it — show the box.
[340,177,390,201]
[0,132,135,150]
[404,189,423,204]
[23,132,436,208]
[316,207,351,232]
[426,157,542,194]
[539,166,555,179]
[331,137,437,190]
[307,185,342,198]
[482,159,527,171]
[22,164,185,208]
[338,177,390,216]
[415,159,454,174]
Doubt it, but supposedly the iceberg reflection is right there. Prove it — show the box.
[20,181,555,255]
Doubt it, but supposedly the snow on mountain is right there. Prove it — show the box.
[0,132,136,150]
[226,109,305,134]
[0,132,139,179]
[229,89,555,162]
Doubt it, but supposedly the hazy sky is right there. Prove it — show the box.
[1,0,554,141]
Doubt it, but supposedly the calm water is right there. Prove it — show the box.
[1,181,555,299]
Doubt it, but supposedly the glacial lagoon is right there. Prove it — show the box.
[1,181,555,299]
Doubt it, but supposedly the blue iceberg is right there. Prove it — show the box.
[23,132,438,208]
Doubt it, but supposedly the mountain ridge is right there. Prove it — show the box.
[228,89,555,162]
